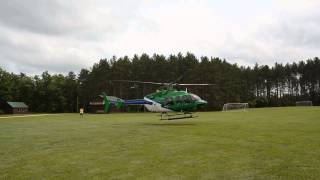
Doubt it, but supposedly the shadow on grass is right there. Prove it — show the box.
[142,123,196,126]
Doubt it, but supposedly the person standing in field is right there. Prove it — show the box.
[80,108,84,118]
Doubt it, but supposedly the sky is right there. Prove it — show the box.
[0,0,319,74]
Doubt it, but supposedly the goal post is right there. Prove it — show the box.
[222,103,249,111]
[296,101,313,106]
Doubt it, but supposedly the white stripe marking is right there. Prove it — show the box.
[144,97,172,112]
[0,114,62,119]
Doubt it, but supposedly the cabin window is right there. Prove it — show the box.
[175,96,182,103]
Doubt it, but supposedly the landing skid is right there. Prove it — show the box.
[160,112,195,120]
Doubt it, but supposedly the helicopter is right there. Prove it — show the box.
[103,77,213,120]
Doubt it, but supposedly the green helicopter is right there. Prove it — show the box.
[103,78,213,120]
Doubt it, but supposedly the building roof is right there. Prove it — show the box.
[7,102,28,108]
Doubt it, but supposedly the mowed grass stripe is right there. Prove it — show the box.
[0,114,63,119]
[0,107,319,179]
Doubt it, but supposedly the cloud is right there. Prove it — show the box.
[211,0,320,66]
[0,0,141,74]
[0,0,320,74]
[104,1,230,57]
[104,0,320,66]
[0,0,139,39]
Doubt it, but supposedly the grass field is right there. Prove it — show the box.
[1,107,320,179]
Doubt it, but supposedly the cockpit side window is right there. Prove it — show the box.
[183,95,192,103]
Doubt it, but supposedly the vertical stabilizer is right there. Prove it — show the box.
[102,92,110,113]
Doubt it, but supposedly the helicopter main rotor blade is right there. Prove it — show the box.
[176,83,215,86]
[110,80,215,89]
[111,80,167,85]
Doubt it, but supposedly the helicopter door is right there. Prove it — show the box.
[175,96,181,104]
[174,96,184,110]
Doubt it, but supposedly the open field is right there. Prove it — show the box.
[1,107,320,179]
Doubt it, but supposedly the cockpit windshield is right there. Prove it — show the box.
[190,94,201,101]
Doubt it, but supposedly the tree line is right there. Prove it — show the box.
[0,53,319,112]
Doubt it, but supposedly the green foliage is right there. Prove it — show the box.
[0,68,78,113]
[0,54,320,112]
[253,97,269,107]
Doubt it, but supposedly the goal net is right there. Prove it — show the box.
[222,103,249,111]
[296,101,313,106]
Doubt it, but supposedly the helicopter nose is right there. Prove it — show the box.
[197,99,207,105]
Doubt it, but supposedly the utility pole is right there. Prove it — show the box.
[76,95,79,112]
[77,82,82,112]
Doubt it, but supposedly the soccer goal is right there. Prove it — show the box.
[296,101,313,106]
[222,103,249,111]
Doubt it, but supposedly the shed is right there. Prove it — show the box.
[0,100,29,114]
